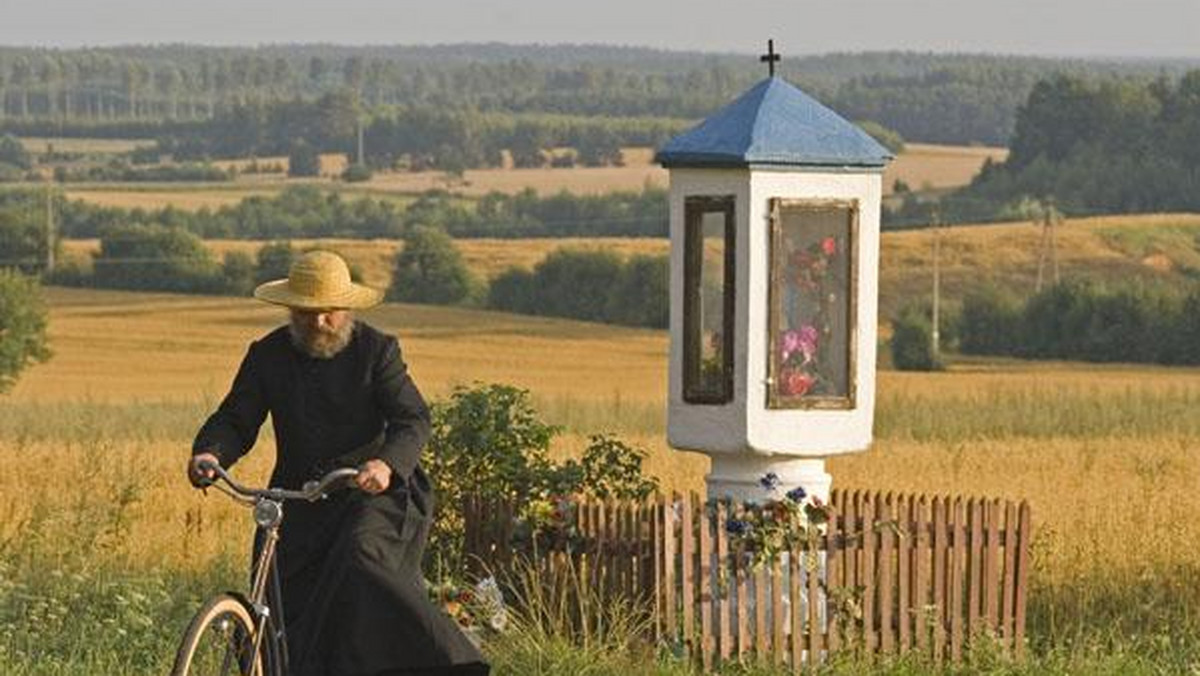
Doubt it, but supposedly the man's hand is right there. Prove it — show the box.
[355,459,392,495]
[188,452,221,488]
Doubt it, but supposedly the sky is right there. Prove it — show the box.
[1,0,1198,60]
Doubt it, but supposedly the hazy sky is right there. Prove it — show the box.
[3,0,1198,59]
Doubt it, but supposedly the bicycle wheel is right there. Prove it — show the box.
[171,594,264,676]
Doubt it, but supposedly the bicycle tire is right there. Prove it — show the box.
[171,594,264,676]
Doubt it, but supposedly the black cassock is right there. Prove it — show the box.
[194,321,487,676]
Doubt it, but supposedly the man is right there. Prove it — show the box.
[188,250,488,676]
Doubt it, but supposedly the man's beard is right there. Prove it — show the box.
[289,316,354,359]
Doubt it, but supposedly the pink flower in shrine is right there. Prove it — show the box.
[798,325,819,364]
[780,369,815,397]
[780,329,803,363]
[822,237,837,256]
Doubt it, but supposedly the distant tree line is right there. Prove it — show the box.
[897,70,1200,226]
[40,186,667,241]
[955,281,1200,365]
[488,249,668,328]
[2,45,1193,147]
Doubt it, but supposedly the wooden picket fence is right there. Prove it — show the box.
[462,489,1032,671]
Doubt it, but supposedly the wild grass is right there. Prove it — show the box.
[5,288,1200,672]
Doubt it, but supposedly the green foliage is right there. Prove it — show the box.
[388,226,477,305]
[890,303,943,371]
[287,139,321,177]
[52,160,230,183]
[488,248,668,329]
[576,434,658,501]
[423,383,658,577]
[855,120,905,154]
[220,250,256,296]
[92,223,225,294]
[952,71,1200,220]
[253,241,296,284]
[0,270,50,393]
[958,286,1023,355]
[956,280,1200,365]
[0,195,56,274]
[0,134,32,170]
[341,162,373,182]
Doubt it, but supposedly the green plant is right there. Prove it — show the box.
[0,270,51,393]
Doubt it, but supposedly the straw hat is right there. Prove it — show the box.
[253,250,383,310]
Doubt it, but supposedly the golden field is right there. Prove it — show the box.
[4,285,1200,597]
[53,142,1005,212]
[59,211,1200,316]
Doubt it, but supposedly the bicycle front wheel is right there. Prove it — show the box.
[172,594,264,676]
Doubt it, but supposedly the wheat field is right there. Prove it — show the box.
[51,143,1006,213]
[5,284,1200,671]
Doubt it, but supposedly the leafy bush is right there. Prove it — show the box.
[423,383,658,577]
[92,223,225,294]
[342,163,373,182]
[487,248,668,328]
[890,304,943,371]
[0,270,51,393]
[0,134,32,170]
[958,286,1022,355]
[287,139,321,177]
[388,226,478,305]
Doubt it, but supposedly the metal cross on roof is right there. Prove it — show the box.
[760,39,781,77]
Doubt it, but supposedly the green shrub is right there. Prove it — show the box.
[958,286,1022,355]
[287,139,321,177]
[342,163,373,182]
[0,270,51,393]
[92,223,224,294]
[890,304,943,371]
[388,226,478,305]
[423,383,658,578]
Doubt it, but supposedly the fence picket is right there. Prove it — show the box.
[1000,501,1016,645]
[790,543,804,672]
[984,499,1001,631]
[664,494,678,645]
[897,494,911,654]
[913,496,929,656]
[699,499,713,672]
[1014,501,1032,660]
[681,493,695,655]
[879,493,894,654]
[460,489,1030,670]
[949,498,965,662]
[968,498,983,639]
[826,492,841,656]
[931,496,946,662]
[716,501,731,660]
[861,492,877,654]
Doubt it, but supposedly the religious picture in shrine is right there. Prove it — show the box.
[683,195,735,404]
[767,198,857,409]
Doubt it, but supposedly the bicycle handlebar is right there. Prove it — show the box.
[197,459,360,503]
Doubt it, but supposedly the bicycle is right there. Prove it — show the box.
[171,460,360,676]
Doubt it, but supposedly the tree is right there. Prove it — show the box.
[255,241,296,284]
[387,226,476,305]
[0,198,55,274]
[890,304,943,371]
[0,134,32,170]
[287,139,320,177]
[93,223,223,293]
[0,270,51,393]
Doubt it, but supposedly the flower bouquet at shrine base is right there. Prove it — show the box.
[723,473,832,570]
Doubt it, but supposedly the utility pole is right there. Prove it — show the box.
[931,206,942,362]
[43,177,54,273]
[1034,197,1060,292]
[356,116,364,167]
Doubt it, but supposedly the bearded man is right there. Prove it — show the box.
[187,250,488,676]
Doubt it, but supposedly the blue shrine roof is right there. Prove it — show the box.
[655,77,893,170]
